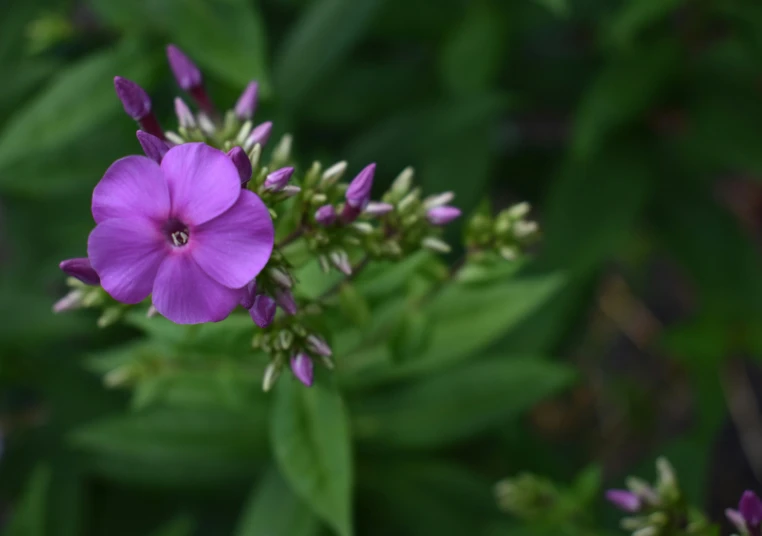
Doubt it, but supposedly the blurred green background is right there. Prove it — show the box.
[2,0,762,534]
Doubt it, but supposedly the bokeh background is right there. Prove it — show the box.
[1,0,762,534]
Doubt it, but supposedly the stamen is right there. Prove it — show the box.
[171,230,189,247]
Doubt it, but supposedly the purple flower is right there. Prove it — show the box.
[87,143,274,324]
[250,294,276,328]
[136,131,171,164]
[114,77,151,120]
[427,206,461,226]
[166,45,202,91]
[235,81,259,120]
[245,121,273,151]
[733,491,762,535]
[290,353,314,387]
[274,288,297,315]
[346,163,375,210]
[264,167,295,192]
[174,97,196,129]
[59,257,100,285]
[605,490,641,513]
[315,205,337,226]
[227,147,252,184]
[364,202,394,216]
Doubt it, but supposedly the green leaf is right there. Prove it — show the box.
[388,308,432,363]
[274,0,382,109]
[338,283,371,328]
[439,2,505,94]
[604,0,684,48]
[69,408,268,489]
[234,466,319,536]
[89,0,269,91]
[4,465,51,536]
[0,39,157,170]
[148,516,195,536]
[352,356,575,448]
[271,373,353,536]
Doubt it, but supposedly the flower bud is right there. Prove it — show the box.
[166,44,202,91]
[364,202,394,216]
[113,76,151,120]
[426,206,461,226]
[271,135,293,166]
[507,201,531,220]
[315,205,337,226]
[329,251,352,275]
[605,490,641,513]
[174,97,196,129]
[390,167,414,196]
[321,161,347,186]
[53,289,84,313]
[345,163,376,209]
[244,121,273,151]
[137,130,171,164]
[227,146,253,184]
[250,294,277,328]
[59,257,100,285]
[268,267,293,289]
[234,81,259,120]
[239,279,257,310]
[264,167,295,192]
[422,237,451,253]
[290,353,314,387]
[306,335,332,357]
[262,362,282,392]
[275,289,297,316]
[423,191,455,210]
[281,186,301,198]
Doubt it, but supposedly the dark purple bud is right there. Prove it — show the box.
[605,490,641,513]
[306,335,332,357]
[59,257,100,285]
[227,147,253,184]
[274,289,297,315]
[136,131,171,163]
[235,81,259,120]
[245,121,273,150]
[345,163,376,210]
[113,76,151,120]
[250,294,276,328]
[315,205,337,226]
[174,97,196,128]
[426,206,461,226]
[166,44,202,91]
[239,279,257,309]
[264,167,295,192]
[364,202,394,216]
[290,353,314,387]
[740,491,762,529]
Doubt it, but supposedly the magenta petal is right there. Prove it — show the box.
[161,143,241,225]
[92,156,170,224]
[152,253,241,324]
[192,190,274,289]
[87,218,166,303]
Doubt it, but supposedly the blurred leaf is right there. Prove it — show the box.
[148,516,195,536]
[533,0,569,17]
[4,465,50,536]
[571,40,679,158]
[275,0,382,109]
[89,0,269,91]
[604,0,684,48]
[352,356,575,448]
[234,466,319,536]
[389,308,432,363]
[338,283,371,328]
[0,40,156,171]
[70,408,268,489]
[439,2,505,95]
[271,373,353,536]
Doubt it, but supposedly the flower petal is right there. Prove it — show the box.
[87,218,166,303]
[152,253,241,324]
[161,143,240,225]
[191,190,274,289]
[92,156,170,224]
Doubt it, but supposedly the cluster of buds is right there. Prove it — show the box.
[465,201,539,261]
[606,458,714,536]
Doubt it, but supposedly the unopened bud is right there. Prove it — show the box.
[262,362,282,392]
[53,289,84,313]
[345,163,376,210]
[321,161,347,186]
[137,131,172,164]
[244,121,273,151]
[174,97,196,128]
[234,81,259,120]
[290,353,314,387]
[59,257,100,286]
[391,167,414,196]
[275,289,297,315]
[315,205,337,226]
[271,134,293,166]
[166,44,202,91]
[364,202,394,216]
[306,335,332,357]
[426,206,461,226]
[507,202,531,220]
[422,237,451,253]
[227,146,253,184]
[423,191,455,210]
[113,76,151,120]
[264,167,295,192]
[268,267,293,289]
[250,294,276,328]
[329,251,352,275]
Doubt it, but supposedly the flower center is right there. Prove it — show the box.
[164,219,190,247]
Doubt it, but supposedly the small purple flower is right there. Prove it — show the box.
[364,202,394,216]
[735,491,762,535]
[113,77,151,120]
[174,97,196,129]
[274,288,297,315]
[227,147,253,184]
[87,143,274,324]
[315,205,337,226]
[245,121,273,151]
[290,353,314,387]
[264,167,295,191]
[235,81,259,120]
[605,490,641,513]
[346,163,375,210]
[59,257,100,285]
[136,131,171,164]
[306,335,332,357]
[166,44,202,91]
[426,206,461,226]
[250,293,277,328]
